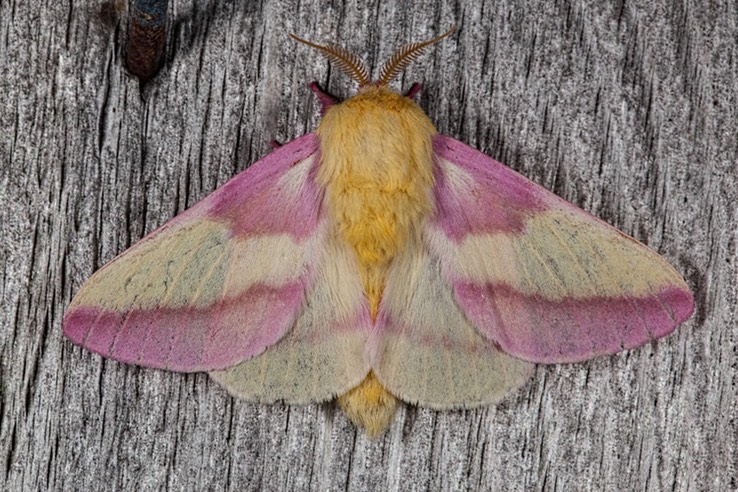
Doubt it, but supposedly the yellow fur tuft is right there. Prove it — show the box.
[317,86,436,316]
[317,86,437,435]
[337,371,399,437]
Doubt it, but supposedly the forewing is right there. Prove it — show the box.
[429,135,694,363]
[64,134,324,371]
[371,245,533,409]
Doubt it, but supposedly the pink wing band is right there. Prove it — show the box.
[455,282,693,363]
[206,134,322,239]
[145,134,322,241]
[64,282,305,371]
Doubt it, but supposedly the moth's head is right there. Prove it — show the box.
[291,28,455,103]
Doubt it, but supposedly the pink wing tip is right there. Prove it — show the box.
[63,310,92,346]
[671,286,696,324]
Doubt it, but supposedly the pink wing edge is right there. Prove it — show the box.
[63,134,324,372]
[430,134,695,363]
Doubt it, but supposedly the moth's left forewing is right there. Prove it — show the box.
[428,135,694,363]
[63,135,327,372]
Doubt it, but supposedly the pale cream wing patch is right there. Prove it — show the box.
[426,208,689,301]
[371,242,534,409]
[70,220,326,312]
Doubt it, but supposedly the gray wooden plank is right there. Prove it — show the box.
[1,0,735,490]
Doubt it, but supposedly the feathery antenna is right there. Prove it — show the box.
[289,34,370,87]
[377,27,456,86]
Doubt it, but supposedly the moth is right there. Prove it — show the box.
[64,29,694,436]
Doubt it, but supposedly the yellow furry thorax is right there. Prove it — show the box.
[316,86,437,435]
[316,86,437,318]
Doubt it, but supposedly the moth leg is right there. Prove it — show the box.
[309,82,340,114]
[404,83,422,99]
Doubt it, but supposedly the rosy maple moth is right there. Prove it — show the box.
[63,29,694,437]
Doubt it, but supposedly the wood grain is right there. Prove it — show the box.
[1,0,735,490]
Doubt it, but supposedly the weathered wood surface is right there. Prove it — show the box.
[1,0,735,490]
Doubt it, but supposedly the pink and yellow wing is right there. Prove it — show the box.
[64,135,328,372]
[427,135,695,363]
[371,245,534,408]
